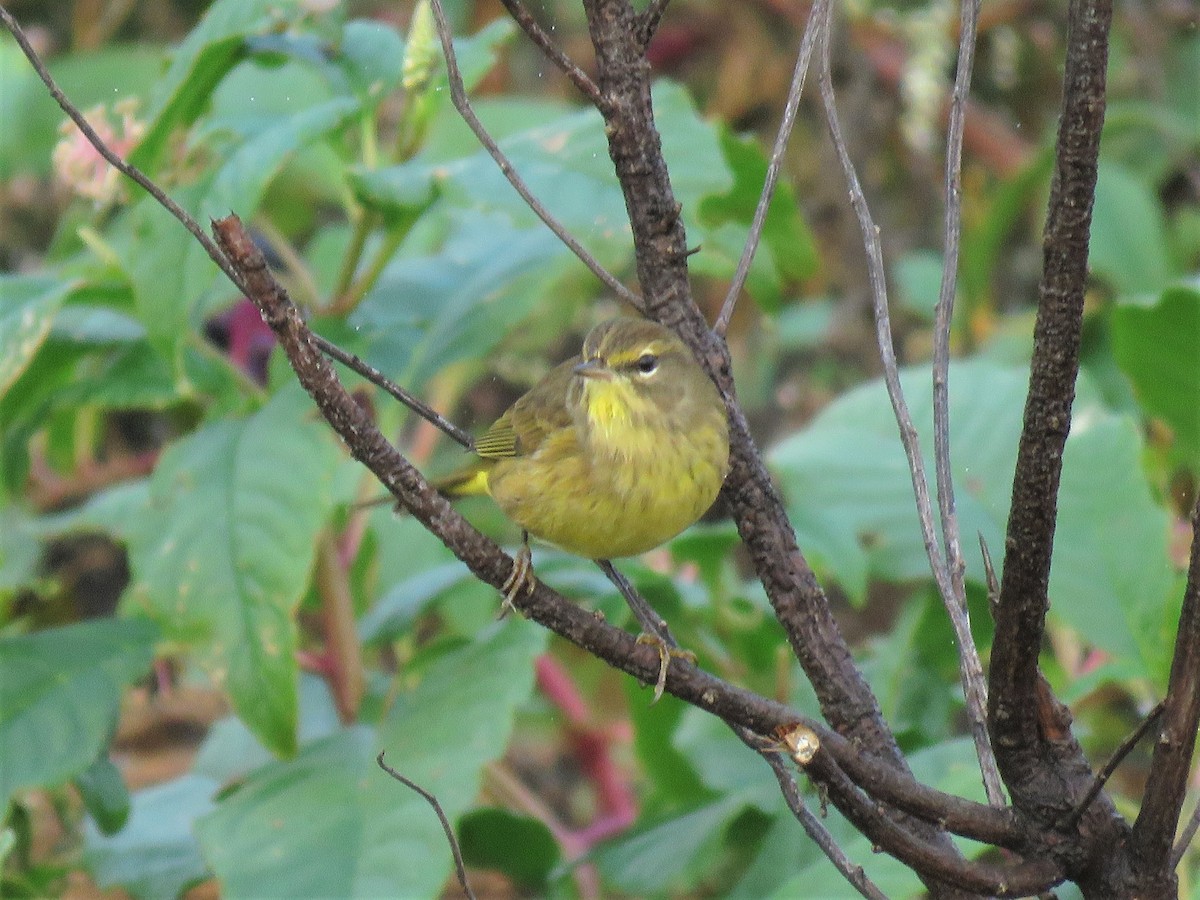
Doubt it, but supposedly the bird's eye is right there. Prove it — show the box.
[635,353,659,375]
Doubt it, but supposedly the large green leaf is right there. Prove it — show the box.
[350,209,573,386]
[1112,283,1200,465]
[0,40,164,179]
[130,0,309,170]
[119,95,360,358]
[695,128,817,312]
[124,387,342,755]
[354,80,729,274]
[85,773,219,900]
[768,361,1174,674]
[196,623,545,898]
[0,274,76,395]
[1090,163,1176,298]
[0,618,158,811]
[593,794,749,895]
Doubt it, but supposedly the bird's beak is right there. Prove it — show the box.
[573,359,614,381]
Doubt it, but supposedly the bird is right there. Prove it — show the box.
[437,317,731,696]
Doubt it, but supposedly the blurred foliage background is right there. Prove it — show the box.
[0,0,1197,896]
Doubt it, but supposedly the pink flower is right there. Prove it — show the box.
[52,99,145,204]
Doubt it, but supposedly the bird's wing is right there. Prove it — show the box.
[475,356,578,460]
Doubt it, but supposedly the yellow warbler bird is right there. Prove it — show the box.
[438,317,730,600]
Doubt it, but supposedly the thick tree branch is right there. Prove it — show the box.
[579,3,982,894]
[1132,494,1200,875]
[987,0,1112,795]
[579,0,891,765]
[808,752,1063,897]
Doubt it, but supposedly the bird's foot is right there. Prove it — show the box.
[635,633,697,704]
[499,544,534,618]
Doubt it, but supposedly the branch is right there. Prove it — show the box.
[929,0,1005,807]
[577,5,990,893]
[580,0,896,767]
[497,0,606,109]
[713,0,826,336]
[815,0,1004,820]
[637,0,672,45]
[1058,701,1164,831]
[987,0,1114,799]
[1171,792,1200,868]
[739,728,889,900]
[427,0,643,311]
[1133,493,1200,870]
[377,753,476,900]
[312,334,474,450]
[807,751,1063,897]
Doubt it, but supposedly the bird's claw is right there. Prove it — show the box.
[499,544,534,618]
[635,633,696,704]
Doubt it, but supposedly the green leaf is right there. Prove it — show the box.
[0,619,158,811]
[131,0,308,170]
[358,80,728,276]
[193,675,342,784]
[75,756,131,836]
[335,20,406,101]
[1049,413,1175,678]
[85,773,218,900]
[593,795,747,894]
[696,128,817,311]
[352,210,573,386]
[122,96,360,358]
[196,624,544,898]
[0,507,41,591]
[0,274,75,395]
[124,387,342,755]
[1112,283,1200,464]
[0,41,162,179]
[768,361,1174,673]
[1090,163,1176,298]
[673,707,778,812]
[893,250,945,322]
[358,560,473,644]
[458,808,559,890]
[50,306,145,344]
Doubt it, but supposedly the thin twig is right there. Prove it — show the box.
[597,559,687,703]
[637,0,672,45]
[0,5,246,296]
[979,533,1000,619]
[311,334,474,450]
[1170,795,1200,868]
[928,0,1005,807]
[713,0,826,337]
[1057,702,1165,831]
[737,727,889,900]
[376,752,476,900]
[498,0,606,108]
[427,0,643,311]
[815,1,1002,805]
